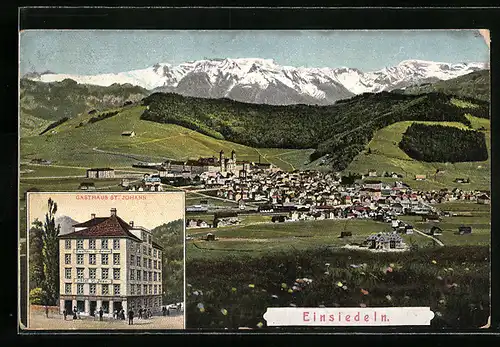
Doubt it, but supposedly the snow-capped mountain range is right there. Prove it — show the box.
[25,58,488,105]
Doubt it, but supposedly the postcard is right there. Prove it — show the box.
[19,28,490,331]
[23,192,185,330]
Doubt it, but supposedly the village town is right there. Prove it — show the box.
[66,149,490,252]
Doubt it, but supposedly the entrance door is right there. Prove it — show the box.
[65,300,72,314]
[90,301,97,316]
[390,240,396,249]
[102,301,109,314]
[77,300,85,313]
[114,301,123,312]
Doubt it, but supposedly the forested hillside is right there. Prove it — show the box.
[399,123,488,163]
[140,91,489,170]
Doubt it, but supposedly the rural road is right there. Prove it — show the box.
[413,228,445,246]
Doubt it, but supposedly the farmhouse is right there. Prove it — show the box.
[213,211,240,228]
[79,182,96,191]
[364,232,404,250]
[477,194,490,205]
[368,169,377,177]
[415,174,427,181]
[458,226,472,235]
[87,168,115,179]
[428,226,443,236]
[121,131,136,137]
[454,178,470,184]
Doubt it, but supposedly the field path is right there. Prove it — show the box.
[413,228,445,247]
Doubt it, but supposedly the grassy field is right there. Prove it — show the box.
[185,245,490,329]
[400,201,491,246]
[345,117,491,191]
[20,105,313,170]
[20,164,88,178]
[186,219,431,260]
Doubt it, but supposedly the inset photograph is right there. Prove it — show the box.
[24,192,185,330]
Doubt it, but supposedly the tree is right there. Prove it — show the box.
[41,198,61,306]
[29,287,49,305]
[29,219,45,289]
[367,147,372,154]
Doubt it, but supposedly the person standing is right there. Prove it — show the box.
[162,306,166,316]
[99,307,103,321]
[45,305,49,318]
[138,307,143,320]
[63,308,67,320]
[128,309,134,325]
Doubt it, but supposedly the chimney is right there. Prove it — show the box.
[110,208,117,216]
[91,213,96,219]
[129,221,134,227]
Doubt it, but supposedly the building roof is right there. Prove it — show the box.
[59,214,142,241]
[152,240,164,251]
[87,168,114,171]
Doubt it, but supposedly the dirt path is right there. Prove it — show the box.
[413,228,445,247]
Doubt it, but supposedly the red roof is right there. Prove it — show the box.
[59,214,142,241]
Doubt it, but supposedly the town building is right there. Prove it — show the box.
[86,168,115,179]
[57,208,164,317]
[364,232,404,250]
[121,131,136,137]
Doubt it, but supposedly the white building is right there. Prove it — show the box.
[57,208,164,317]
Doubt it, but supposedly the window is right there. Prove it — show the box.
[143,284,147,294]
[143,245,147,254]
[154,272,157,282]
[89,239,96,249]
[89,268,96,279]
[77,268,84,279]
[89,283,96,295]
[130,270,135,280]
[159,284,161,293]
[101,254,108,265]
[158,260,161,268]
[147,235,151,244]
[89,254,96,265]
[148,259,152,269]
[137,270,141,281]
[153,249,156,258]
[77,239,84,249]
[77,283,84,295]
[130,254,135,265]
[65,268,72,280]
[130,285,135,295]
[113,239,120,250]
[149,272,152,282]
[136,256,141,267]
[65,283,72,294]
[65,254,71,264]
[143,258,147,268]
[113,268,120,280]
[101,268,108,280]
[102,284,109,295]
[65,240,71,249]
[153,260,157,269]
[148,247,152,256]
[143,271,147,281]
[113,253,120,265]
[76,254,84,265]
[101,239,108,249]
[149,284,152,294]
[154,284,157,294]
[113,284,120,295]
[157,251,161,259]
[158,273,161,281]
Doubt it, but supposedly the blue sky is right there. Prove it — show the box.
[19,30,489,75]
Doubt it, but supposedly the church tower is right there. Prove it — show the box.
[219,150,225,172]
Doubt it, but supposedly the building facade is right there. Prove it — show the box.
[58,208,164,316]
[86,168,116,179]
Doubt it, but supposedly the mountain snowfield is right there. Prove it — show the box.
[26,58,488,105]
